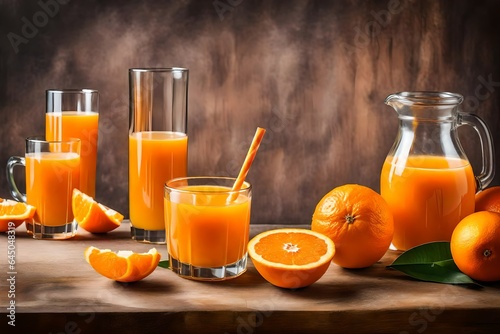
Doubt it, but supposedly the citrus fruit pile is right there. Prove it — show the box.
[84,246,161,282]
[0,198,36,232]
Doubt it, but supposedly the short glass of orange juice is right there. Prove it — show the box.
[164,177,252,280]
[6,136,81,239]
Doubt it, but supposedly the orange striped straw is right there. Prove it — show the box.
[228,127,266,203]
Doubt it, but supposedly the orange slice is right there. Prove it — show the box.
[72,189,123,233]
[0,198,36,232]
[84,246,161,282]
[248,228,335,289]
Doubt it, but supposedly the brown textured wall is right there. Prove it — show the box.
[1,0,500,224]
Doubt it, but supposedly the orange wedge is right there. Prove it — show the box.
[84,246,161,282]
[72,189,123,233]
[0,198,36,232]
[248,228,335,289]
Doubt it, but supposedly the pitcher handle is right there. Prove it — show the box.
[458,112,495,191]
[6,156,27,203]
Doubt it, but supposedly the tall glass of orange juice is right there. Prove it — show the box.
[129,68,188,244]
[164,177,252,280]
[6,136,81,240]
[380,92,494,251]
[46,89,99,197]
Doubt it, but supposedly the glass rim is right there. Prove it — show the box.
[46,88,98,94]
[385,91,463,106]
[26,135,81,144]
[129,67,188,73]
[165,176,251,194]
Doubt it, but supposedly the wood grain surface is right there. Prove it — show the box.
[1,222,500,333]
[1,0,500,225]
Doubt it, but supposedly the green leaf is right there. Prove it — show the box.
[157,260,170,269]
[391,241,453,265]
[387,242,481,286]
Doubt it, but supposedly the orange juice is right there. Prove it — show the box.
[129,131,188,231]
[165,185,251,267]
[46,112,99,197]
[380,155,476,250]
[26,152,80,226]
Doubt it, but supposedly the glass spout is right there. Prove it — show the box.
[385,91,463,120]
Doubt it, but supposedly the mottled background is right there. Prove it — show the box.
[1,0,500,224]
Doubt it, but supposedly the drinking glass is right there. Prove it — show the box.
[46,89,99,197]
[129,68,188,243]
[164,176,252,280]
[6,136,81,239]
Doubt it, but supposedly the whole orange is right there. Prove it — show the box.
[450,211,500,282]
[311,184,394,268]
[475,186,500,213]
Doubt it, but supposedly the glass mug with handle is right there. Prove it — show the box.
[6,136,81,239]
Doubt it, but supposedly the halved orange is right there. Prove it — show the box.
[0,198,36,232]
[248,228,335,289]
[72,189,123,233]
[84,246,161,282]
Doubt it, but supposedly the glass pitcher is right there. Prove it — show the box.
[380,91,495,251]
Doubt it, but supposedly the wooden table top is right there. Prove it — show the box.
[1,221,500,333]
